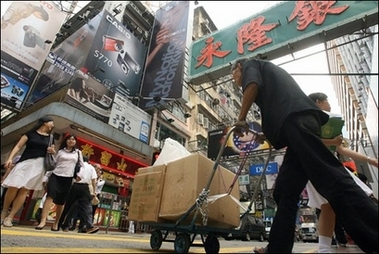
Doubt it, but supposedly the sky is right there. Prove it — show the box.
[0,1,341,113]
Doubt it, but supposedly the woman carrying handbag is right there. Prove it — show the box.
[1,116,55,227]
[35,133,83,231]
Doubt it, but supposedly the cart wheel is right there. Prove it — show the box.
[204,235,220,254]
[174,233,191,253]
[150,229,163,251]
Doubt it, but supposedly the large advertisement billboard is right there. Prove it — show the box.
[139,1,190,109]
[83,10,148,98]
[1,1,66,71]
[207,121,270,160]
[26,9,148,117]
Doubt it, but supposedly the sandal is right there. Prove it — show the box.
[253,246,268,253]
[1,211,9,224]
[3,217,13,227]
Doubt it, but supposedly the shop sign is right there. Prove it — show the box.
[77,136,147,178]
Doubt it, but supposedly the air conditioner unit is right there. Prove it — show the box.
[197,113,204,125]
[203,117,209,129]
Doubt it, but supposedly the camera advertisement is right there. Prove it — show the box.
[1,1,66,71]
[83,10,148,98]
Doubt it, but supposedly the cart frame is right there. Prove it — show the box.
[142,126,272,253]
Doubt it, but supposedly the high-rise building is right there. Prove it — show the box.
[327,25,378,194]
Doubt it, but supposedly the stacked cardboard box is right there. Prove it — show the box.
[129,152,240,228]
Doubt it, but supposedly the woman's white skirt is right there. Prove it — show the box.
[2,157,45,191]
[307,167,373,209]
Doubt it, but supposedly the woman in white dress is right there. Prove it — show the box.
[1,116,55,227]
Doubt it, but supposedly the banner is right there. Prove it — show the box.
[1,51,37,110]
[1,1,66,71]
[139,1,190,109]
[207,121,270,160]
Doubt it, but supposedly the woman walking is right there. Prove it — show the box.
[35,133,83,231]
[1,116,55,227]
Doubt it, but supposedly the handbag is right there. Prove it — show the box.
[44,135,56,171]
[73,150,81,178]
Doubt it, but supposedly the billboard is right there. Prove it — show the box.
[207,121,270,160]
[139,1,190,109]
[188,1,378,84]
[1,51,38,110]
[27,9,148,122]
[108,93,151,144]
[1,1,66,71]
[26,12,101,105]
[83,10,148,98]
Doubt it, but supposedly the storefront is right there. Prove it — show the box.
[1,102,153,228]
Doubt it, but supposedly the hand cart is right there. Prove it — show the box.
[141,126,272,253]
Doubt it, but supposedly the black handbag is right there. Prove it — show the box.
[44,135,56,171]
[73,150,81,178]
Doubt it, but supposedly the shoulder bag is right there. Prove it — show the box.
[73,150,81,178]
[44,134,56,171]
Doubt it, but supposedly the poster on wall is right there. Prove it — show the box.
[1,1,66,71]
[108,93,151,143]
[207,121,271,160]
[1,51,38,109]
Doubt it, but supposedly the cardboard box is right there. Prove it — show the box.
[159,152,240,228]
[128,164,166,222]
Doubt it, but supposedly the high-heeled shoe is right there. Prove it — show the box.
[35,225,45,230]
[51,227,59,231]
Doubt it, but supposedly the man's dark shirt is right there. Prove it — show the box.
[241,59,329,149]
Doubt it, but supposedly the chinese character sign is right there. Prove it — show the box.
[188,1,376,84]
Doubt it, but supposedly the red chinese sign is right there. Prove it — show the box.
[76,137,148,178]
[288,1,349,31]
[195,37,231,68]
[236,16,279,54]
